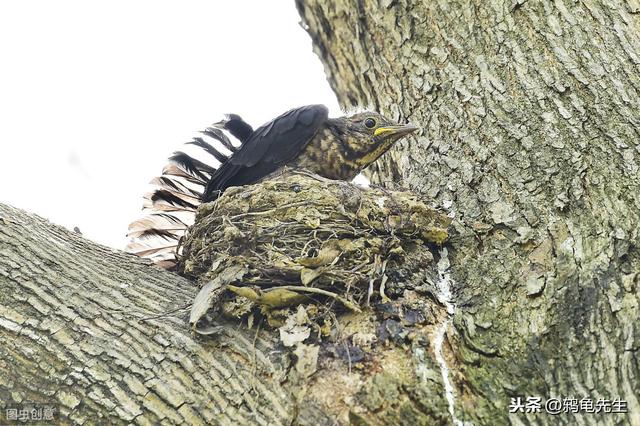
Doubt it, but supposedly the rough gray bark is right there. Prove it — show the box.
[0,203,295,425]
[297,0,640,425]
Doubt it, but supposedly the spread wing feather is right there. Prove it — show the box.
[125,113,254,268]
[128,213,190,238]
[202,104,328,202]
[218,114,253,143]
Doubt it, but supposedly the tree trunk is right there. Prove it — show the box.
[297,0,640,425]
[0,203,295,425]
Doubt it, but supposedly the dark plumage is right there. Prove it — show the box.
[127,105,418,268]
[202,105,329,202]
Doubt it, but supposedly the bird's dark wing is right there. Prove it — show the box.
[202,104,329,202]
[221,114,254,143]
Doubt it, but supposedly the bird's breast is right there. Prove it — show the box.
[289,128,362,181]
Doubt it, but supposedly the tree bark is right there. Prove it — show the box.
[0,203,295,425]
[297,0,640,425]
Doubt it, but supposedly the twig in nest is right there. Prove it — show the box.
[229,201,311,220]
[288,169,340,184]
[272,286,362,313]
[379,259,389,302]
[366,254,381,306]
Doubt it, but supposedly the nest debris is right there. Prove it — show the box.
[180,172,451,335]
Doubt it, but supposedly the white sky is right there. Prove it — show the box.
[0,1,340,249]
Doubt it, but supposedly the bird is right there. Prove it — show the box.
[126,104,418,268]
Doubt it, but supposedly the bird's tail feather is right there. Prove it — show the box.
[125,114,252,269]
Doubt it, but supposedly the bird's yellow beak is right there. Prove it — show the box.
[373,123,419,138]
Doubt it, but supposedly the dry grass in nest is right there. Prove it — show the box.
[181,172,451,333]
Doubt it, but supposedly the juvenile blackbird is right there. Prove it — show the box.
[126,104,418,268]
[201,104,417,201]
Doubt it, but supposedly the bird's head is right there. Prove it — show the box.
[338,111,419,168]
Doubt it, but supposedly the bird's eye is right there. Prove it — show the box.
[364,117,377,129]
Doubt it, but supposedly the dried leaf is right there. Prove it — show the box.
[295,305,310,324]
[259,288,307,308]
[227,285,260,302]
[279,315,311,347]
[300,267,323,285]
[297,245,341,267]
[190,280,223,326]
[193,325,226,336]
[189,264,247,326]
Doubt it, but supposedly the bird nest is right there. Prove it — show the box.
[180,172,451,334]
